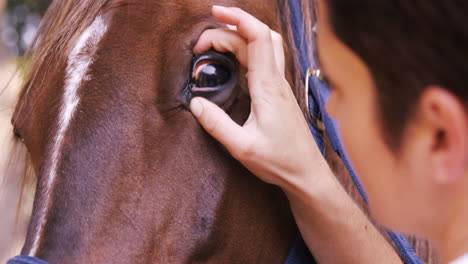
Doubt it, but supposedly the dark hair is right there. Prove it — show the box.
[326,0,468,149]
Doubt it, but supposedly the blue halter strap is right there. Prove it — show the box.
[6,256,47,264]
[284,1,423,263]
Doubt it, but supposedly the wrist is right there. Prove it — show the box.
[280,159,339,209]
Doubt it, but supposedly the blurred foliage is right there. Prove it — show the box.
[3,0,51,56]
[7,0,51,15]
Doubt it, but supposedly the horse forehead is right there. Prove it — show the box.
[110,0,276,32]
[88,2,221,85]
[97,2,204,59]
[102,0,279,60]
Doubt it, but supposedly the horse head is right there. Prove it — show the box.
[9,0,310,262]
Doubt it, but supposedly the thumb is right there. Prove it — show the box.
[190,97,250,156]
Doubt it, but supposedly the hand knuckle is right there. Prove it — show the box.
[257,25,271,40]
[272,31,283,41]
[237,139,256,160]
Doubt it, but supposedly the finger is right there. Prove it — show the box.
[271,31,286,77]
[194,28,248,67]
[189,97,251,157]
[219,26,286,80]
[211,6,278,80]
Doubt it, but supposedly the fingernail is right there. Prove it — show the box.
[226,24,237,31]
[212,5,226,11]
[190,98,203,118]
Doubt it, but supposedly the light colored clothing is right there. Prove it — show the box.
[450,253,468,264]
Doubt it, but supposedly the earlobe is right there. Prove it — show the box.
[419,87,468,184]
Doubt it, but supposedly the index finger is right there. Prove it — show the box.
[211,6,279,83]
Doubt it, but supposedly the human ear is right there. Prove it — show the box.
[414,87,468,184]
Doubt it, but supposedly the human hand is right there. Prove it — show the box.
[190,6,327,190]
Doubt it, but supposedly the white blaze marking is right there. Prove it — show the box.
[29,16,108,256]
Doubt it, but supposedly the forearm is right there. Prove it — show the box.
[282,165,403,264]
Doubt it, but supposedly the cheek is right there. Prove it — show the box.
[327,90,410,226]
[332,92,385,181]
[327,89,379,183]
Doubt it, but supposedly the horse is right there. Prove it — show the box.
[1,0,440,263]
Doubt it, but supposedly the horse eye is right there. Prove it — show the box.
[187,51,237,106]
[13,127,25,142]
[192,60,231,90]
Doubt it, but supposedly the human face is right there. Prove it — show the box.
[316,0,436,233]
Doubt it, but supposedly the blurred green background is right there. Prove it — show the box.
[2,0,51,56]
